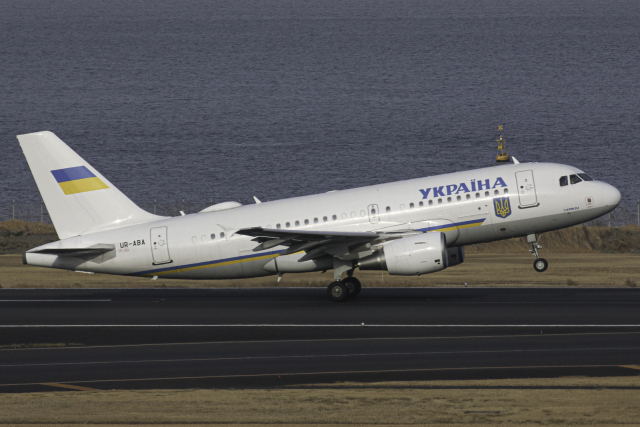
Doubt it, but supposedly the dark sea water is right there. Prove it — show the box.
[1,0,639,217]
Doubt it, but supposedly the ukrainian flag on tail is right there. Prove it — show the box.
[51,166,109,195]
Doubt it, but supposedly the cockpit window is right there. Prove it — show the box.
[559,176,568,187]
[570,174,582,184]
[578,173,593,181]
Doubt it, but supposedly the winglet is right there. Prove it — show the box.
[512,156,520,164]
[253,196,262,204]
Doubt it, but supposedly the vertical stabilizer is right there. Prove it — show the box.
[17,131,164,239]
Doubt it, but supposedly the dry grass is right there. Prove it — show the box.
[2,252,639,288]
[0,220,56,234]
[1,376,639,425]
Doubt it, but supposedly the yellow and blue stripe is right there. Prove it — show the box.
[131,219,486,277]
[416,218,485,233]
[134,250,283,277]
[51,166,109,195]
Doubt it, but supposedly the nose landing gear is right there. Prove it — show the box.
[528,234,548,272]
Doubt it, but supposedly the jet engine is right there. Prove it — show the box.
[358,232,448,275]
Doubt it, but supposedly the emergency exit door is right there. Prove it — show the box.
[368,204,380,224]
[150,226,172,265]
[515,170,539,207]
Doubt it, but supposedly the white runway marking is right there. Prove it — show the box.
[2,324,640,327]
[0,300,111,302]
[2,346,638,368]
[0,363,629,388]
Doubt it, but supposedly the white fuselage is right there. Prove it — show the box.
[25,162,620,280]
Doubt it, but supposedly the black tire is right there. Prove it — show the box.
[327,281,349,302]
[342,277,362,297]
[533,258,548,273]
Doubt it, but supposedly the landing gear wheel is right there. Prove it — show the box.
[342,277,362,298]
[327,281,349,302]
[533,258,548,273]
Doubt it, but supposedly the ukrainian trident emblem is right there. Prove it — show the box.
[493,197,511,219]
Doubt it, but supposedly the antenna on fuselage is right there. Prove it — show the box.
[496,125,510,163]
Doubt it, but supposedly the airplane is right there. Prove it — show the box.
[18,131,621,301]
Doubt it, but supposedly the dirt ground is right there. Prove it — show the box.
[1,376,639,425]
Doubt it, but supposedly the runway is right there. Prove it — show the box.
[1,287,639,393]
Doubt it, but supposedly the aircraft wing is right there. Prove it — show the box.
[236,227,418,262]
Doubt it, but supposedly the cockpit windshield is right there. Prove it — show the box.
[578,173,593,181]
[569,174,582,184]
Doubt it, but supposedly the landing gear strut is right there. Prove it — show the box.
[528,234,548,272]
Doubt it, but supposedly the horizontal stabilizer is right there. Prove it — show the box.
[29,244,115,257]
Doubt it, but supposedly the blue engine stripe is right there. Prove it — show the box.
[51,166,96,183]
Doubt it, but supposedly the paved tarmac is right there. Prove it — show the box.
[1,287,640,393]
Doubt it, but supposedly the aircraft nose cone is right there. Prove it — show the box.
[602,184,621,208]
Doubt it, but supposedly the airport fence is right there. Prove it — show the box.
[1,200,639,228]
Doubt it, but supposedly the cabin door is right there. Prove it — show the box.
[515,170,539,207]
[150,226,172,265]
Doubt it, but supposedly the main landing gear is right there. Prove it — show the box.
[327,277,361,302]
[327,259,361,302]
[528,234,548,273]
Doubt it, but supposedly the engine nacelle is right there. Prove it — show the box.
[359,232,447,276]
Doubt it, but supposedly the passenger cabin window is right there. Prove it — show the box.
[360,210,366,217]
[578,173,593,181]
[485,191,490,197]
[220,232,225,238]
[295,220,300,226]
[371,208,376,214]
[210,233,216,240]
[276,224,281,229]
[410,203,414,209]
[438,198,442,204]
[559,176,568,187]
[494,190,499,195]
[475,193,480,198]
[286,222,290,228]
[447,197,451,202]
[351,211,356,218]
[419,201,423,207]
[314,218,318,224]
[386,206,391,213]
[457,195,461,201]
[341,213,347,219]
[323,216,328,222]
[428,200,433,206]
[504,188,509,194]
[304,219,309,225]
[466,194,471,200]
[570,174,582,185]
